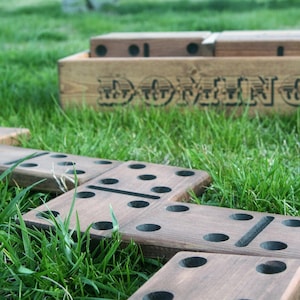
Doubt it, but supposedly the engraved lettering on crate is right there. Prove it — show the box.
[22,161,211,236]
[129,251,300,300]
[122,204,300,259]
[0,127,30,145]
[0,145,121,192]
[97,75,299,108]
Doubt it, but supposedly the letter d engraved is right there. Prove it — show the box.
[278,76,300,107]
[97,77,135,106]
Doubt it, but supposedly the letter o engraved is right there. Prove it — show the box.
[138,76,175,106]
[97,76,135,106]
[278,75,300,106]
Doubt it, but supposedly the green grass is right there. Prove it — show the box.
[0,0,299,298]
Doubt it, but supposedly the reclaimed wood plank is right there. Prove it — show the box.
[59,53,300,114]
[129,251,300,300]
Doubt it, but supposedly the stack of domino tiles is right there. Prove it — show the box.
[59,30,300,114]
[0,141,300,299]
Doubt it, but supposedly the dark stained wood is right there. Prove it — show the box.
[0,145,121,193]
[21,160,211,238]
[21,159,300,260]
[129,251,300,300]
[121,203,300,260]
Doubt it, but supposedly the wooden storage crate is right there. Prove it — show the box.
[58,31,300,114]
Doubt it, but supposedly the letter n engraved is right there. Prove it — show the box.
[248,76,277,106]
[97,77,135,106]
[278,76,300,107]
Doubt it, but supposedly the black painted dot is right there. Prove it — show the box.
[151,186,172,193]
[128,44,140,56]
[50,154,68,158]
[204,233,229,242]
[136,223,161,232]
[143,291,174,300]
[128,200,150,208]
[138,174,157,181]
[166,205,189,212]
[230,213,253,221]
[57,161,76,166]
[92,221,113,230]
[20,163,38,168]
[95,44,107,56]
[187,42,199,55]
[94,160,112,165]
[100,178,119,185]
[256,260,287,274]
[260,241,287,251]
[66,169,85,175]
[282,219,300,227]
[277,46,284,56]
[176,170,195,177]
[129,163,146,169]
[76,191,95,198]
[36,210,60,219]
[179,256,207,268]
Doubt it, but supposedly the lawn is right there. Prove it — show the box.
[0,0,299,298]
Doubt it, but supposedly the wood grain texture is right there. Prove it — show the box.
[21,160,300,260]
[121,203,300,260]
[90,32,211,57]
[215,30,300,56]
[129,251,300,300]
[59,52,300,114]
[22,161,211,238]
[0,127,30,145]
[0,145,121,193]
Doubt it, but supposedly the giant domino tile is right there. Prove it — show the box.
[0,127,30,146]
[0,140,300,299]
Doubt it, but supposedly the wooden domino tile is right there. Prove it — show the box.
[215,30,300,56]
[129,251,300,300]
[0,145,121,193]
[22,161,211,237]
[90,32,211,57]
[0,127,30,145]
[21,159,300,260]
[121,203,300,260]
